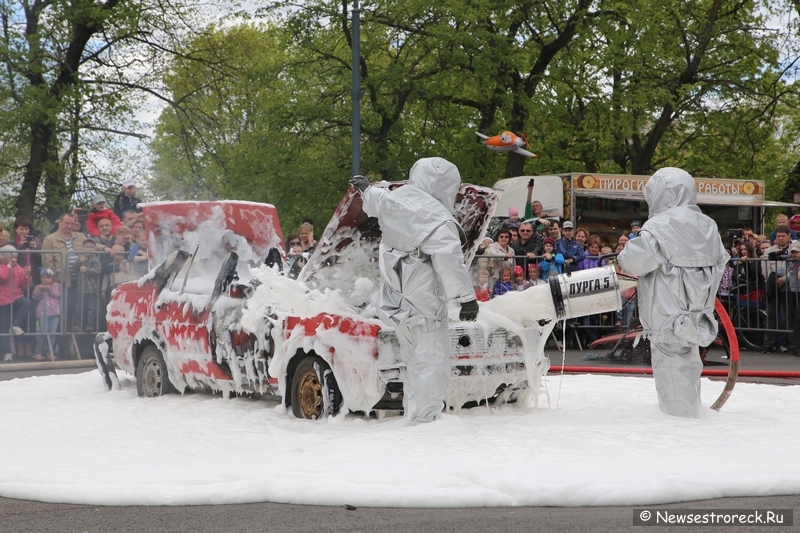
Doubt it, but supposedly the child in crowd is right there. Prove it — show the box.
[539,237,564,281]
[501,207,522,230]
[629,220,642,240]
[113,245,138,283]
[128,230,149,277]
[525,263,545,288]
[493,267,514,296]
[599,246,614,265]
[77,239,102,332]
[512,265,526,291]
[86,193,122,237]
[474,270,491,302]
[31,268,61,361]
[114,225,133,251]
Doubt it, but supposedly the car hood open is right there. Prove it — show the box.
[299,182,500,308]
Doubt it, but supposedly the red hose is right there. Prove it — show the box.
[549,298,748,410]
[548,366,800,379]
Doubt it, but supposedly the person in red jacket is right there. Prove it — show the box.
[86,194,122,238]
[0,246,32,361]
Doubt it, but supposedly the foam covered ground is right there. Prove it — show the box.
[1,371,797,507]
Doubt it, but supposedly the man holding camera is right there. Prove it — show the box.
[762,225,793,353]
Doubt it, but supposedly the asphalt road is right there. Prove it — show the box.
[2,494,798,533]
[2,348,798,533]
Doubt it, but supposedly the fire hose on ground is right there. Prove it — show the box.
[548,298,744,411]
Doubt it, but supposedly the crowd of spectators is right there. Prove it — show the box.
[472,186,642,346]
[718,214,800,356]
[285,218,317,279]
[0,181,143,362]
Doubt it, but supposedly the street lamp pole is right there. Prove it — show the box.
[351,0,361,176]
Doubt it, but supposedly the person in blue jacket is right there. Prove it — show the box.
[539,237,564,281]
[556,221,585,271]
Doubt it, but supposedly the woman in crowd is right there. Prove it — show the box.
[12,216,40,357]
[578,235,603,271]
[482,228,515,285]
[298,222,316,254]
[0,246,32,361]
[574,227,590,250]
[733,241,765,299]
[717,238,736,300]
[130,219,146,234]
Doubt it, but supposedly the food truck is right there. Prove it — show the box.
[492,173,798,243]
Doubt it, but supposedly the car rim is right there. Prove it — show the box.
[297,371,323,418]
[142,358,163,397]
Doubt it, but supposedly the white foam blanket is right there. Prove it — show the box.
[0,371,797,507]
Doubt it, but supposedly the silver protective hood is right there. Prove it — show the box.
[408,157,461,215]
[368,157,462,252]
[641,167,726,269]
[644,167,698,217]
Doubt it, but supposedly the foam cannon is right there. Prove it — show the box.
[482,265,631,325]
[481,264,740,412]
[474,265,628,406]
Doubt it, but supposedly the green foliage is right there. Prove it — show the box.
[148,0,800,235]
[0,0,204,222]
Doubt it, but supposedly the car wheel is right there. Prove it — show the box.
[291,355,342,419]
[136,345,175,397]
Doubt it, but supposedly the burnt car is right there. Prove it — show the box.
[98,186,557,419]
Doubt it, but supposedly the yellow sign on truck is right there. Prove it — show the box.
[492,173,796,245]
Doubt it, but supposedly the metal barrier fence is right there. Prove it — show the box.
[4,246,796,359]
[468,252,629,348]
[0,247,139,361]
[469,252,800,351]
[719,255,800,351]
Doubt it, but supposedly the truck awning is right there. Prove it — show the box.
[574,190,800,208]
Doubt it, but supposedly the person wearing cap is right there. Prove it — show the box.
[501,206,522,231]
[86,193,122,238]
[784,240,800,357]
[524,263,544,287]
[512,264,527,291]
[539,237,564,282]
[556,220,585,272]
[113,179,142,221]
[629,220,642,240]
[618,167,729,417]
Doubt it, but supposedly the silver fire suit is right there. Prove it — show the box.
[618,167,729,417]
[360,158,475,424]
